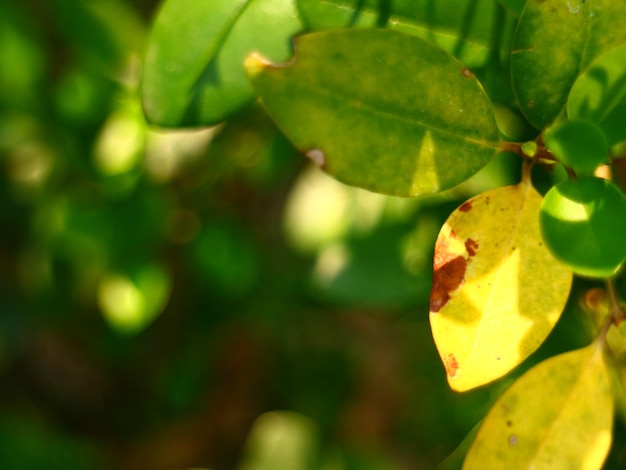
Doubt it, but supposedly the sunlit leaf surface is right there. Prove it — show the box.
[512,0,626,129]
[540,176,626,278]
[246,29,500,197]
[142,0,302,126]
[464,345,613,470]
[568,44,626,146]
[430,181,572,391]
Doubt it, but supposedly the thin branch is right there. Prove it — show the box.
[597,279,625,346]
[606,279,625,325]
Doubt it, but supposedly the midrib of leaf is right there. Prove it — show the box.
[464,181,531,368]
[191,0,255,82]
[528,347,603,466]
[551,4,595,127]
[273,75,499,148]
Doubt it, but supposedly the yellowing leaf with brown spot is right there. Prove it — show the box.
[464,345,614,470]
[429,182,572,391]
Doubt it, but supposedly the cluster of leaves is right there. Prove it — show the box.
[143,0,626,468]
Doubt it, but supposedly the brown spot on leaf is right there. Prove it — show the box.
[462,67,473,78]
[430,256,467,312]
[528,99,535,108]
[465,238,479,257]
[508,434,518,447]
[459,201,472,212]
[444,353,459,378]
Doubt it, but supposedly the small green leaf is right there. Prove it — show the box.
[568,44,626,146]
[540,176,626,278]
[141,0,302,127]
[464,345,613,470]
[246,29,500,197]
[543,119,608,174]
[520,141,537,158]
[512,0,626,129]
[430,182,572,391]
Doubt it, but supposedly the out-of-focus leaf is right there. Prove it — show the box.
[540,176,626,278]
[238,411,318,470]
[142,0,302,127]
[98,263,172,335]
[190,223,260,297]
[312,225,431,307]
[51,0,145,70]
[512,0,626,129]
[246,29,500,197]
[0,2,46,106]
[464,345,613,470]
[430,181,572,391]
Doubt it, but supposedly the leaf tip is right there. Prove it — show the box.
[244,52,272,78]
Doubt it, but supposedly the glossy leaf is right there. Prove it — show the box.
[246,29,500,197]
[512,0,626,129]
[142,0,302,127]
[568,44,626,146]
[497,0,525,17]
[543,119,608,174]
[429,181,573,391]
[464,345,613,470]
[297,0,515,67]
[540,176,626,278]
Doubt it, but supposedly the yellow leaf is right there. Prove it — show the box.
[464,345,614,470]
[429,182,573,391]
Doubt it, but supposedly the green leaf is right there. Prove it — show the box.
[540,176,626,278]
[512,0,626,130]
[141,0,302,127]
[238,411,319,470]
[296,0,379,29]
[543,119,608,174]
[429,181,573,391]
[51,0,146,71]
[297,0,515,67]
[246,29,500,197]
[97,263,172,335]
[464,345,614,470]
[496,0,525,17]
[568,44,626,146]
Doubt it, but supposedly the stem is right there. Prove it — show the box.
[596,309,614,346]
[606,279,625,325]
[597,279,625,346]
[498,141,558,164]
[521,158,533,185]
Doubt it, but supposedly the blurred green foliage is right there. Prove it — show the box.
[1,0,626,469]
